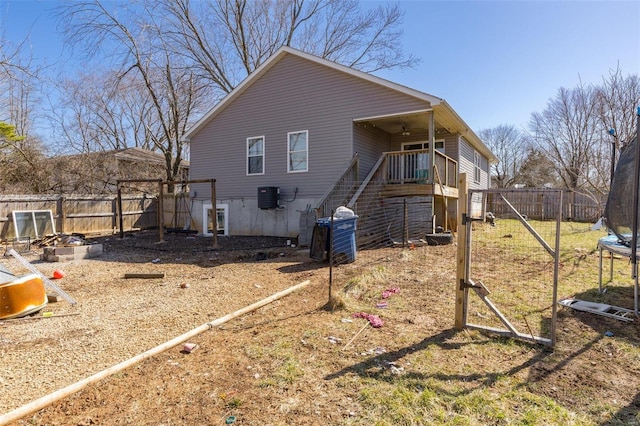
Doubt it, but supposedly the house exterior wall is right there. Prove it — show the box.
[458,136,490,190]
[353,123,392,174]
[442,134,458,158]
[457,136,491,220]
[389,129,429,150]
[189,53,430,236]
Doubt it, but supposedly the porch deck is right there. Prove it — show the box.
[381,183,459,198]
[380,149,458,199]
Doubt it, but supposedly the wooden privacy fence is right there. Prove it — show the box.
[0,194,159,240]
[486,190,604,222]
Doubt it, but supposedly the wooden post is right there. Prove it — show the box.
[158,181,164,242]
[403,198,407,248]
[211,179,217,248]
[444,197,449,232]
[117,186,124,239]
[141,193,147,229]
[455,173,468,329]
[428,110,435,173]
[111,197,118,234]
[56,196,65,235]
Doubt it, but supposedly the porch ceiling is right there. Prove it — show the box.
[354,110,432,135]
[354,106,497,163]
[353,107,463,136]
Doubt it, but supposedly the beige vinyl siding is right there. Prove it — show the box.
[458,136,489,189]
[390,129,428,150]
[189,54,428,201]
[353,124,392,175]
[442,134,458,159]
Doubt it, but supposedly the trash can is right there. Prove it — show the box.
[313,216,358,263]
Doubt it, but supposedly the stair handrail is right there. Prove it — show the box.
[347,152,387,209]
[433,163,446,195]
[315,153,359,217]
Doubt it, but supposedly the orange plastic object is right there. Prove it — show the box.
[0,274,48,320]
[52,270,65,279]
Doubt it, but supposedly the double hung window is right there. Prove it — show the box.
[474,151,481,183]
[287,130,308,173]
[247,136,265,175]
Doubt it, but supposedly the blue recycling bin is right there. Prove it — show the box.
[316,216,358,263]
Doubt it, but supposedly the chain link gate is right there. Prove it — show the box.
[456,188,561,347]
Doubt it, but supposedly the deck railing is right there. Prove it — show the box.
[385,149,457,188]
[315,154,359,217]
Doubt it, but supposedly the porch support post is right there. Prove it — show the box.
[428,110,441,229]
[428,110,435,176]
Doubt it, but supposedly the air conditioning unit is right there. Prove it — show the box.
[258,186,279,209]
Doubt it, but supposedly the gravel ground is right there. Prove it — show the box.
[0,230,311,415]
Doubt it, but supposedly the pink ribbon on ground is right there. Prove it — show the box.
[352,312,384,328]
[382,287,400,299]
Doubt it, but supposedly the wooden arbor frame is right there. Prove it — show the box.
[116,178,217,247]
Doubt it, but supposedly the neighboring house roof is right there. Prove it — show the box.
[183,46,496,163]
[53,147,189,169]
[113,147,190,169]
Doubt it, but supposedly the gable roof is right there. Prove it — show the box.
[183,46,495,162]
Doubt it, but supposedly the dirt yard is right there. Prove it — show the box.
[1,229,639,425]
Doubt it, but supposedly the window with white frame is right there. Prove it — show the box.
[203,203,228,236]
[247,136,264,175]
[287,130,308,173]
[474,151,481,183]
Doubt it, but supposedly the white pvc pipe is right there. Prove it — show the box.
[0,279,311,425]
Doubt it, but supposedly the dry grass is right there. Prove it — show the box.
[3,222,640,425]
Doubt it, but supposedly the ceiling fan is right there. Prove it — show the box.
[401,121,411,136]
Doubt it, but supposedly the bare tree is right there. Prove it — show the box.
[157,0,417,99]
[529,68,639,196]
[478,124,529,188]
[529,83,600,191]
[0,33,49,193]
[49,70,157,154]
[58,1,209,187]
[596,66,640,193]
[597,65,640,151]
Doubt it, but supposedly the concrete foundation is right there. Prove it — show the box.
[41,244,103,262]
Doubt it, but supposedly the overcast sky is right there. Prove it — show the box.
[1,0,639,135]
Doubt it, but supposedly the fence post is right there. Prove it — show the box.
[537,192,543,220]
[56,196,65,235]
[328,211,334,310]
[111,196,118,234]
[117,187,124,238]
[403,198,407,248]
[158,181,164,243]
[455,173,468,329]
